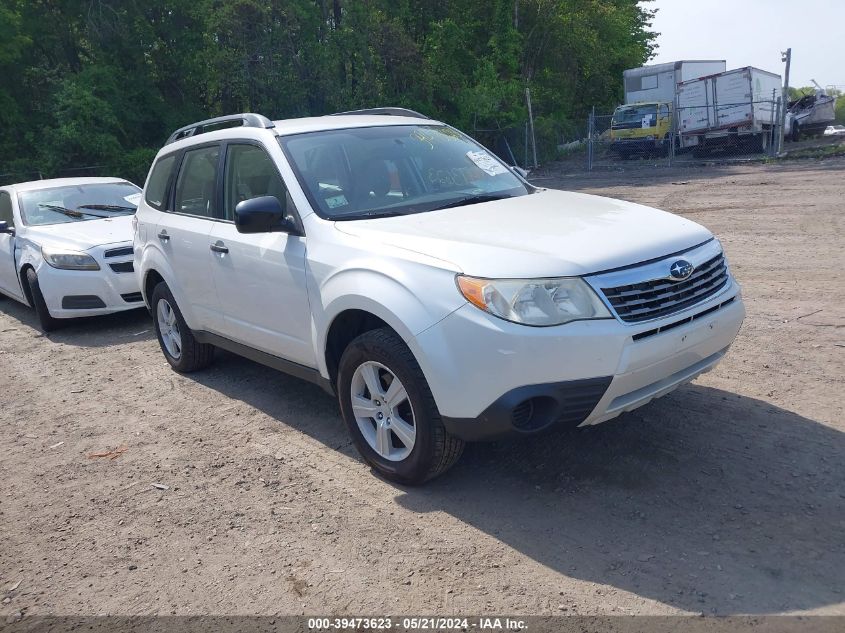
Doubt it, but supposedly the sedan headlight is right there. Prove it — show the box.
[41,246,100,271]
[456,275,611,326]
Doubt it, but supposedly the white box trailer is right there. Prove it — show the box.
[623,60,726,105]
[677,66,782,153]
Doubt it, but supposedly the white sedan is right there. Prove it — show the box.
[0,177,144,331]
[824,125,845,137]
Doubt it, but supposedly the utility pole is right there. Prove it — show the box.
[777,47,791,154]
[525,87,538,168]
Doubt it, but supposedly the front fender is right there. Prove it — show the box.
[312,259,465,378]
[15,238,50,304]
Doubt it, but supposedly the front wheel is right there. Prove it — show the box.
[151,282,215,372]
[337,328,464,484]
[25,268,60,332]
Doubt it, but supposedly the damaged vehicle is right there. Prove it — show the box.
[135,109,745,484]
[787,84,837,141]
[0,177,143,331]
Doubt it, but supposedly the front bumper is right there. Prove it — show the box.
[412,280,744,441]
[36,243,143,318]
[611,137,665,152]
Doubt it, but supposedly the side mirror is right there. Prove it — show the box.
[0,221,14,235]
[234,196,297,235]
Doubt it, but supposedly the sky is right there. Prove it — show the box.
[643,0,845,90]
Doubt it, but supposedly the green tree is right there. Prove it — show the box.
[0,0,656,179]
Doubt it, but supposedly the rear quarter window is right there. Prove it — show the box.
[145,154,177,210]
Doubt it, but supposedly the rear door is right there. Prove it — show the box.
[0,190,23,300]
[208,141,315,367]
[157,144,223,332]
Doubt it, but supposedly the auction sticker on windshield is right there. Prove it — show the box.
[466,150,508,176]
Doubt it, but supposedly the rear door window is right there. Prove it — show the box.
[173,146,220,218]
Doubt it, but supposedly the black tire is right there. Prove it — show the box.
[25,268,61,332]
[150,281,214,372]
[337,327,464,485]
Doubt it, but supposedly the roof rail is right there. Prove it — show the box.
[165,113,275,145]
[330,107,430,120]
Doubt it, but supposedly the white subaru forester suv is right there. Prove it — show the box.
[134,109,745,484]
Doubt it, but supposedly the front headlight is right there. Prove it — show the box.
[41,246,100,271]
[456,275,611,326]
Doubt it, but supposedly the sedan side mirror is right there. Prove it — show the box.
[234,196,298,235]
[0,221,14,235]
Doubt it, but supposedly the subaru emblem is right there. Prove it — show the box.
[669,259,694,281]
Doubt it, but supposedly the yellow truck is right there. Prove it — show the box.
[610,102,673,158]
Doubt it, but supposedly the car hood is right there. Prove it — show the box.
[24,215,135,251]
[334,189,713,277]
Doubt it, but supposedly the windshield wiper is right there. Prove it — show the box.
[38,204,105,219]
[334,210,408,221]
[78,204,136,212]
[39,204,119,219]
[430,193,512,211]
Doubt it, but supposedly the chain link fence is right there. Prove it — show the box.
[474,119,590,173]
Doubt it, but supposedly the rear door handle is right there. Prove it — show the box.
[210,241,229,254]
[157,231,170,242]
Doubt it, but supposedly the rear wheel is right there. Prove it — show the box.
[337,328,464,484]
[25,268,60,332]
[151,282,214,372]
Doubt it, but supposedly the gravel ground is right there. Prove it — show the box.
[1,158,843,619]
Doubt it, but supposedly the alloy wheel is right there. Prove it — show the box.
[350,361,416,461]
[156,298,182,360]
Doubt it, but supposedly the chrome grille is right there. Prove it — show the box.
[601,252,728,323]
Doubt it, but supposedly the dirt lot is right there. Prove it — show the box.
[1,158,843,619]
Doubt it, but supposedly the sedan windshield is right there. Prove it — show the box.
[279,125,531,220]
[18,182,140,226]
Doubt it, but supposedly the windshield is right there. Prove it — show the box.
[18,182,140,226]
[279,125,531,220]
[613,105,658,127]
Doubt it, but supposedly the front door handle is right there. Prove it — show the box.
[210,241,229,254]
[157,230,170,242]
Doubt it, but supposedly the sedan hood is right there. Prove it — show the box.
[25,215,134,251]
[334,189,713,277]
